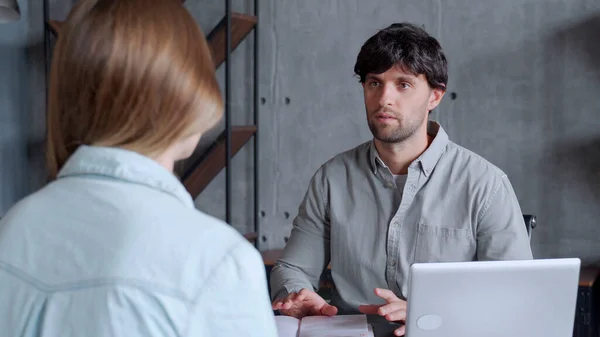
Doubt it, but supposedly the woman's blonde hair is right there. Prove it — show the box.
[46,0,223,179]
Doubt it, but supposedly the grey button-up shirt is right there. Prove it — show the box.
[270,121,533,314]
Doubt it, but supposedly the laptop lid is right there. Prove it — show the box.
[405,258,581,337]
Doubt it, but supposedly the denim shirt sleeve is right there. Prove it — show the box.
[476,174,533,260]
[186,240,278,337]
[269,167,331,301]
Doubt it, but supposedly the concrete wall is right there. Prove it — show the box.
[0,0,47,216]
[2,0,600,264]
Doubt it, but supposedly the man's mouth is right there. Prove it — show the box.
[374,112,396,121]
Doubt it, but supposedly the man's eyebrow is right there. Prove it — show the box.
[365,74,417,83]
[395,75,417,83]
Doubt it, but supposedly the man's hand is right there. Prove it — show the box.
[272,288,338,319]
[358,288,407,336]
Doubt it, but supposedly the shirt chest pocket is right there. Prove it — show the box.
[414,223,476,263]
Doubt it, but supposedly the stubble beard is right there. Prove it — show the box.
[367,114,424,144]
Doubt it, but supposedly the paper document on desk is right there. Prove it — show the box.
[275,314,371,337]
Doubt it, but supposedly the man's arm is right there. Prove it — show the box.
[270,167,331,301]
[476,174,533,260]
[186,241,278,337]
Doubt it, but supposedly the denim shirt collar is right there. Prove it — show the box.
[369,120,450,177]
[57,145,195,208]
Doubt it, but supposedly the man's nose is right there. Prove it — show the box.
[378,84,395,107]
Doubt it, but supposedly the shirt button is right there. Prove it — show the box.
[389,260,397,266]
[386,182,394,188]
[392,221,399,227]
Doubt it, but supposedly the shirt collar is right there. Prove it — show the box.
[57,145,195,208]
[369,141,387,173]
[369,120,449,177]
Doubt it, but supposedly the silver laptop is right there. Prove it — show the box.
[405,258,581,337]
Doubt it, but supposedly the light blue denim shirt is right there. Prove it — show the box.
[0,145,277,337]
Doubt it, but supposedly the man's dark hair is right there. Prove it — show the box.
[353,23,448,90]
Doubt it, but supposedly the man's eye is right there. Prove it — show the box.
[369,81,379,87]
[399,83,410,89]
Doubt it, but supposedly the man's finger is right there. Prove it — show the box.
[273,296,292,310]
[358,304,381,315]
[394,325,406,336]
[280,308,303,319]
[282,293,299,309]
[384,308,406,322]
[374,288,401,302]
[377,301,407,316]
[282,296,297,310]
[320,303,338,316]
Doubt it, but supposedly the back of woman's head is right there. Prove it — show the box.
[47,0,223,179]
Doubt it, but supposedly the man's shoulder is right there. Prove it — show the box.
[444,141,508,180]
[316,141,371,174]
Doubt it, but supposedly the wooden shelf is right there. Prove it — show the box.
[206,12,257,68]
[47,20,62,36]
[181,125,256,198]
[262,249,284,266]
[243,232,258,243]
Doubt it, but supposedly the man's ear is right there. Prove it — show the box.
[427,88,445,111]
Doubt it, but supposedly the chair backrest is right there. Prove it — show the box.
[523,214,537,240]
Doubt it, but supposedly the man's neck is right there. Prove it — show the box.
[374,127,433,175]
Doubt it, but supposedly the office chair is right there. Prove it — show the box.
[523,214,537,240]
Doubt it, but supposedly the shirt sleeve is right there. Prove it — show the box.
[476,174,534,260]
[186,240,278,337]
[269,167,331,301]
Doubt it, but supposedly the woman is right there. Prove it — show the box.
[0,0,277,336]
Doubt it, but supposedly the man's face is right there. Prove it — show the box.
[362,65,444,143]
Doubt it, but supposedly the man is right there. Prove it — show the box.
[269,22,533,336]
